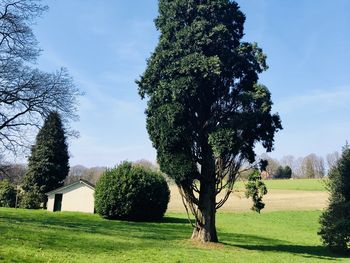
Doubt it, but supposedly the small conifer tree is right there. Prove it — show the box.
[319,144,350,254]
[21,112,69,208]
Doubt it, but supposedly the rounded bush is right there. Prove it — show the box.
[95,162,170,221]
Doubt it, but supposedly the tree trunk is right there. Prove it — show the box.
[191,179,218,242]
[192,147,218,243]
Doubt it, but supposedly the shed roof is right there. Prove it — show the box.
[46,179,95,195]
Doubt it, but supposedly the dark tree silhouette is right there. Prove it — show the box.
[21,112,69,208]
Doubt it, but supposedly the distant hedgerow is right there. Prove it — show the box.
[95,162,170,221]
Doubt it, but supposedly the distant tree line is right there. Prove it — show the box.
[0,151,340,192]
[0,158,161,191]
[64,159,162,186]
[0,159,27,184]
[261,152,339,179]
[65,165,106,185]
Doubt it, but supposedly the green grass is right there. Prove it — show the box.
[234,178,327,191]
[0,208,347,262]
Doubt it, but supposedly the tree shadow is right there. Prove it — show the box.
[219,231,288,246]
[235,244,345,261]
[0,208,194,255]
[161,216,193,224]
[2,208,347,261]
[220,232,346,261]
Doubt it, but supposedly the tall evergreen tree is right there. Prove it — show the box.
[319,144,350,254]
[21,112,69,208]
[138,0,281,242]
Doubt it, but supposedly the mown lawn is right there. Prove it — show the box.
[0,208,347,262]
[234,178,327,191]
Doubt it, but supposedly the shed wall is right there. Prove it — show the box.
[46,183,95,213]
[47,195,55,212]
[61,184,94,213]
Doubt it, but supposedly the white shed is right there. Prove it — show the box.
[46,180,95,213]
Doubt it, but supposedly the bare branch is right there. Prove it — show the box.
[0,1,80,154]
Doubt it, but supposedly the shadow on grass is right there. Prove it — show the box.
[220,232,288,246]
[220,232,345,261]
[1,208,346,261]
[0,208,193,256]
[161,216,193,224]
[236,244,346,261]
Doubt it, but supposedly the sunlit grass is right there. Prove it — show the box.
[234,178,327,191]
[0,207,346,262]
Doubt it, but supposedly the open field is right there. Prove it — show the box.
[168,179,328,212]
[234,178,327,191]
[0,208,348,263]
[0,179,336,262]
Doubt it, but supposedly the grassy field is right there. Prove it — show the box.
[234,178,327,191]
[168,178,328,213]
[0,208,348,263]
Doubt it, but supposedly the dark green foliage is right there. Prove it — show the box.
[138,0,281,182]
[274,165,292,179]
[21,112,69,208]
[19,186,42,209]
[318,145,350,254]
[245,170,267,213]
[259,160,269,172]
[95,162,170,221]
[137,0,281,241]
[0,180,16,207]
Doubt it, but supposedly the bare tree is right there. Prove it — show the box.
[0,153,27,184]
[133,159,159,171]
[0,0,46,62]
[261,154,327,179]
[68,165,88,178]
[82,167,105,184]
[326,151,340,171]
[0,0,80,154]
[65,165,106,185]
[292,157,304,178]
[301,154,325,178]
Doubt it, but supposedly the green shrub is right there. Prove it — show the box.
[318,145,350,254]
[19,186,43,209]
[0,180,16,207]
[95,162,170,221]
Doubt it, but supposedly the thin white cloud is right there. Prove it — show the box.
[69,134,156,167]
[37,49,143,120]
[35,48,151,166]
[275,86,350,114]
[74,74,143,116]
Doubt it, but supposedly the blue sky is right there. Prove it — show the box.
[33,0,350,167]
